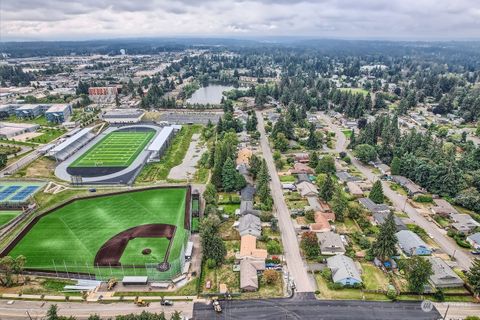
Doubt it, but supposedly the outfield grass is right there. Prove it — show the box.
[8,188,187,279]
[70,131,155,168]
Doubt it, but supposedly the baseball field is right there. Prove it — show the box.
[69,131,155,168]
[7,187,188,279]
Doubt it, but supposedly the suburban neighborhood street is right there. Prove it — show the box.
[193,293,441,320]
[257,111,315,293]
[319,113,474,270]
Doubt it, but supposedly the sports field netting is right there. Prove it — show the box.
[69,131,155,168]
[8,188,188,281]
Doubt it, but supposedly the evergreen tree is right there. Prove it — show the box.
[170,311,182,320]
[405,256,433,293]
[365,93,372,110]
[47,305,59,320]
[331,188,348,222]
[306,123,318,149]
[369,180,384,204]
[371,212,397,261]
[319,174,334,201]
[200,215,226,265]
[309,151,319,169]
[390,156,401,175]
[203,183,217,205]
[222,158,238,192]
[467,258,480,298]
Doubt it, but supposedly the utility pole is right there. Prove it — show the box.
[442,304,450,320]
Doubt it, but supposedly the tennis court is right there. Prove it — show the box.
[69,130,155,168]
[0,182,45,203]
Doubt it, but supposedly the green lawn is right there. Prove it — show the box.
[29,128,66,144]
[0,210,22,227]
[342,130,353,138]
[338,88,369,97]
[8,188,187,280]
[137,125,201,182]
[70,131,155,168]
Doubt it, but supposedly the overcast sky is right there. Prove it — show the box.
[1,0,480,41]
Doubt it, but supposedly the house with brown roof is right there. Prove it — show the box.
[289,162,314,174]
[346,181,364,198]
[310,213,331,232]
[236,147,252,166]
[294,153,310,163]
[237,234,268,260]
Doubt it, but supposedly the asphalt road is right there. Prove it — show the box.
[0,299,193,319]
[193,293,441,320]
[256,111,315,293]
[319,113,473,270]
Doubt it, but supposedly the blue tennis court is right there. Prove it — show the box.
[0,182,45,203]
[11,186,40,201]
[0,186,22,201]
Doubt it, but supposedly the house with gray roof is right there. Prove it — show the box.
[241,184,256,201]
[239,200,260,217]
[372,212,407,231]
[238,213,262,238]
[467,232,480,251]
[317,231,346,255]
[426,257,464,288]
[396,230,431,256]
[327,255,362,286]
[391,176,425,198]
[336,171,361,183]
[240,258,265,291]
[450,213,480,234]
[358,198,390,214]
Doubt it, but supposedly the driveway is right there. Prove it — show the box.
[319,113,473,270]
[256,111,315,293]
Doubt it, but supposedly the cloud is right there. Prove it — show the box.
[1,0,479,40]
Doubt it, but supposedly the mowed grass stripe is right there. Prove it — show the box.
[70,131,155,168]
[9,188,187,272]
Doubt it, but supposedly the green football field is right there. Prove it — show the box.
[8,188,187,279]
[70,131,155,168]
[0,210,22,227]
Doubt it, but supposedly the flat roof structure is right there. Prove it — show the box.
[50,127,93,153]
[148,126,175,152]
[122,276,148,285]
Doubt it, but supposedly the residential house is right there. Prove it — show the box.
[450,213,480,234]
[396,230,432,256]
[431,199,459,217]
[372,212,407,231]
[238,235,268,260]
[239,200,260,216]
[240,258,266,291]
[336,171,361,183]
[294,153,310,164]
[310,214,331,233]
[391,176,425,197]
[241,185,256,201]
[236,147,252,166]
[377,164,391,176]
[238,213,262,238]
[327,255,362,286]
[358,198,390,215]
[317,231,346,255]
[290,162,314,174]
[296,181,319,198]
[296,173,310,183]
[426,257,464,288]
[466,232,480,251]
[346,181,363,198]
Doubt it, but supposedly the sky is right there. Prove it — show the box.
[1,0,480,41]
